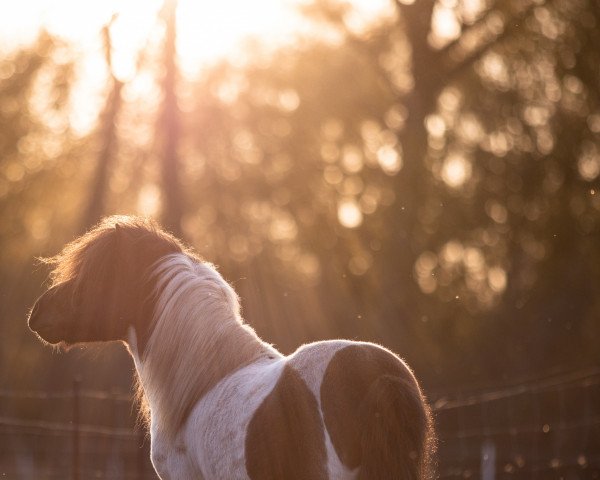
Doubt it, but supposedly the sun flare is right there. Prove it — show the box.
[1,0,391,74]
[176,0,301,74]
[0,0,391,134]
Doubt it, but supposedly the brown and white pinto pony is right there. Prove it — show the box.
[28,216,435,480]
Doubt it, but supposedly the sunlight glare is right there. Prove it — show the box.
[137,183,162,217]
[342,0,396,33]
[338,198,363,229]
[0,0,391,135]
[1,0,390,72]
[377,145,403,175]
[430,4,461,48]
[488,267,507,293]
[442,153,472,188]
[109,0,163,81]
[578,141,600,181]
[176,0,298,74]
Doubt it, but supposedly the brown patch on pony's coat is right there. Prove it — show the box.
[245,365,328,480]
[320,344,434,480]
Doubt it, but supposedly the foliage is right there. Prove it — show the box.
[1,0,599,395]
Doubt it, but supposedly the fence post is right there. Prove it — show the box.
[481,438,496,480]
[72,376,81,480]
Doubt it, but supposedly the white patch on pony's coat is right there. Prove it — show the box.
[182,341,359,479]
[129,326,198,478]
[288,340,360,480]
[187,357,286,478]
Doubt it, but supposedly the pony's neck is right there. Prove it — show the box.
[127,254,277,440]
[129,313,273,440]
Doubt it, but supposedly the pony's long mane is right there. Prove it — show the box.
[41,216,185,299]
[135,253,272,440]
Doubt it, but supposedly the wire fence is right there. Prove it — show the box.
[432,367,600,479]
[1,368,599,479]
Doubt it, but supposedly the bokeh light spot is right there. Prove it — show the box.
[337,198,363,228]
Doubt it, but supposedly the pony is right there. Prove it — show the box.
[28,215,435,480]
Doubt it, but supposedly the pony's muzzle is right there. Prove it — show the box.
[28,296,62,344]
[28,300,42,331]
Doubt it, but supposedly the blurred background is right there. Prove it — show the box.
[1,0,599,478]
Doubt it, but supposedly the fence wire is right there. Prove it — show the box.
[1,368,599,479]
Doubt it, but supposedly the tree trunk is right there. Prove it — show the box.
[159,0,184,238]
[80,24,124,233]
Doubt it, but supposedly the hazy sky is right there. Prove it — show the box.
[0,0,391,73]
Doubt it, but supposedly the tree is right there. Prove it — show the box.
[80,18,124,232]
[2,0,599,392]
[158,0,184,237]
[175,0,600,385]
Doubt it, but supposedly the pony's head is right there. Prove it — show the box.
[28,216,186,348]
